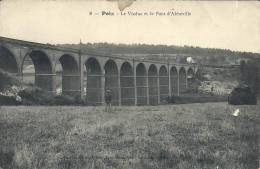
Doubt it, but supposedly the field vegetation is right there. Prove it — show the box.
[0,103,259,169]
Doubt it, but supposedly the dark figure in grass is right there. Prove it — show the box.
[105,89,112,112]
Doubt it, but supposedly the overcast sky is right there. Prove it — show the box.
[0,0,259,53]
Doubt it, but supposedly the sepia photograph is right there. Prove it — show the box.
[0,0,259,169]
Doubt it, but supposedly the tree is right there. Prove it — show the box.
[240,59,259,96]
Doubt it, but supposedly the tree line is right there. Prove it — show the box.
[58,43,260,64]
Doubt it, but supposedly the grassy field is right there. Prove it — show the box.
[0,103,259,169]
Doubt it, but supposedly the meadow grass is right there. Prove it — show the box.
[0,102,259,169]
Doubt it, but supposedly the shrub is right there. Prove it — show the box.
[167,95,227,104]
[0,69,88,106]
[51,95,75,105]
[74,95,87,105]
[0,95,21,105]
[19,87,88,105]
[228,84,257,105]
[19,87,52,105]
[0,68,20,91]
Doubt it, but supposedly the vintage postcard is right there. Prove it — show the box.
[0,1,259,169]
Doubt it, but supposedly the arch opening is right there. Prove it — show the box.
[179,67,187,94]
[187,68,195,91]
[170,67,178,95]
[0,46,18,74]
[22,54,35,86]
[148,64,158,105]
[159,66,168,103]
[105,60,119,105]
[22,50,54,93]
[136,63,147,105]
[120,62,134,105]
[85,58,102,105]
[58,54,80,96]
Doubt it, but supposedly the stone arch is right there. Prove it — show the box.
[85,57,102,105]
[187,68,195,90]
[159,65,169,102]
[148,64,158,105]
[22,50,54,93]
[0,46,18,74]
[179,67,187,94]
[58,54,80,96]
[104,59,119,105]
[120,62,134,105]
[170,66,178,95]
[136,63,147,105]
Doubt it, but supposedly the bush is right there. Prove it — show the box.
[74,95,87,105]
[0,95,21,105]
[0,69,88,106]
[228,84,257,105]
[19,87,88,105]
[167,94,227,104]
[19,87,52,105]
[0,68,20,91]
[51,95,75,105]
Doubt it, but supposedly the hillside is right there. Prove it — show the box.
[58,43,260,65]
[57,43,249,90]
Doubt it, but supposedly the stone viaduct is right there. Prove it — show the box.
[0,36,198,106]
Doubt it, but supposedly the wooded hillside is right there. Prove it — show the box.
[58,43,260,65]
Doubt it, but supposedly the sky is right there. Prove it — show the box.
[0,0,259,53]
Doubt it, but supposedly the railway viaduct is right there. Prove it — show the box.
[0,36,198,106]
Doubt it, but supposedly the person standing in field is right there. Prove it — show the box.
[105,89,112,112]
